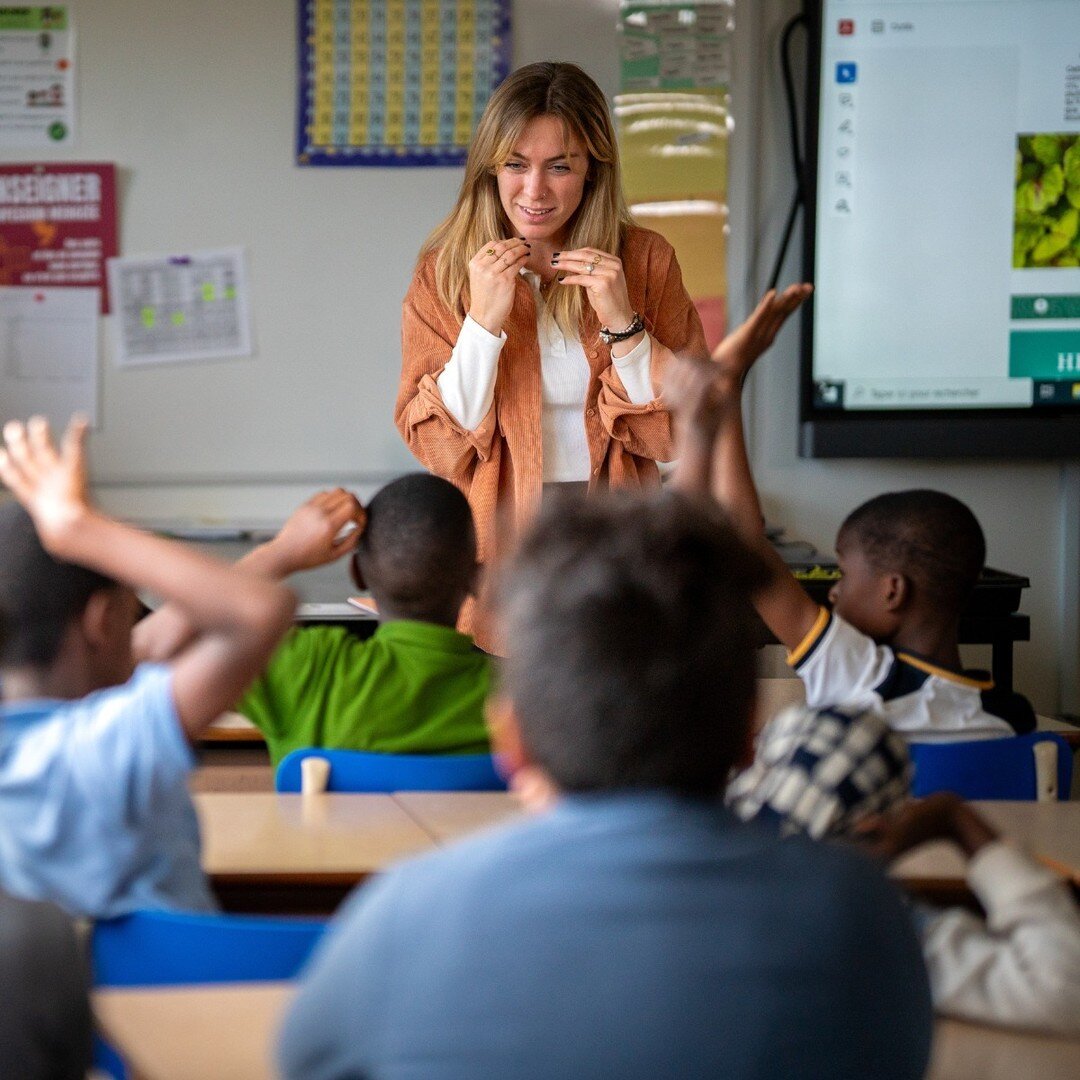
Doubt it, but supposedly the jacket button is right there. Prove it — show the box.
[587,349,597,359]
[586,407,597,418]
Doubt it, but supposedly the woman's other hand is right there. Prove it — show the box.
[467,238,531,336]
[554,248,635,339]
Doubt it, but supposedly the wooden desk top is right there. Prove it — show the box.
[92,981,1080,1080]
[393,791,526,842]
[202,711,264,744]
[894,801,1080,886]
[93,982,292,1080]
[928,1018,1080,1079]
[195,793,433,883]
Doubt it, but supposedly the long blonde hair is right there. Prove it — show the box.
[421,62,635,336]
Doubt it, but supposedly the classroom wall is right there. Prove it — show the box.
[67,0,1069,713]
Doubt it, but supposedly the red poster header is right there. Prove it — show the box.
[0,163,118,312]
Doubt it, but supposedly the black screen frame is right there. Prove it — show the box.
[798,0,1080,459]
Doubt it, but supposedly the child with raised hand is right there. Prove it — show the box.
[135,473,492,768]
[0,415,295,918]
[667,287,1033,742]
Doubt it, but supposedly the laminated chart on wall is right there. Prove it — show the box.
[0,287,99,428]
[106,249,252,367]
[0,5,76,147]
[296,0,511,167]
[617,1,733,349]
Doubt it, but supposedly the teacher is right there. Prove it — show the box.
[395,62,706,642]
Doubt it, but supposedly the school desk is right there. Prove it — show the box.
[90,980,1080,1080]
[392,793,1080,907]
[893,800,1080,904]
[194,792,433,913]
[92,982,291,1080]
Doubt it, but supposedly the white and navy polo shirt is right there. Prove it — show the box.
[788,608,1034,743]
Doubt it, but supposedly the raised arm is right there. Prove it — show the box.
[667,285,820,652]
[0,416,295,740]
[134,488,364,664]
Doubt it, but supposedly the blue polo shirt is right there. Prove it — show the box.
[281,793,933,1080]
[0,664,216,918]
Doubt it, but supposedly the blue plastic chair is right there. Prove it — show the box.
[91,909,327,1076]
[92,908,327,987]
[910,733,1073,801]
[275,748,507,793]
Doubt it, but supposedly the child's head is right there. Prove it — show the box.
[351,473,477,626]
[494,490,769,799]
[830,490,985,639]
[0,503,139,691]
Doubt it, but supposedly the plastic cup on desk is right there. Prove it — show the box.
[300,756,330,796]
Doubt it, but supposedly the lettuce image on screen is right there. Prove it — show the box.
[1013,133,1080,268]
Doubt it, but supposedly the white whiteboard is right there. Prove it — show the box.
[25,0,619,488]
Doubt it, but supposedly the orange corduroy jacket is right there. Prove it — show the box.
[395,226,707,649]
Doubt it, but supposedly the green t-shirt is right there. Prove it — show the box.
[237,620,492,767]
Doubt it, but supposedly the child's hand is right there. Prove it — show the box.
[711,283,812,384]
[0,415,92,554]
[853,792,976,863]
[664,353,729,440]
[267,489,366,574]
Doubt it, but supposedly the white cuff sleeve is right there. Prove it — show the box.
[435,315,505,431]
[610,333,655,406]
[921,840,1080,1036]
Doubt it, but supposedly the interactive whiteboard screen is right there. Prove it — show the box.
[803,0,1080,456]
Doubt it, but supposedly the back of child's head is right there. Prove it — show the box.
[839,490,985,614]
[354,473,476,621]
[0,502,116,670]
[497,490,770,798]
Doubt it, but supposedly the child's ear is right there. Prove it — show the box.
[78,591,112,648]
[486,694,528,774]
[467,560,482,598]
[349,551,367,592]
[882,572,909,612]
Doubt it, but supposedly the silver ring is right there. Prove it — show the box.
[585,261,596,274]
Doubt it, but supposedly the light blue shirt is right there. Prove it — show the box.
[280,792,932,1080]
[0,664,216,918]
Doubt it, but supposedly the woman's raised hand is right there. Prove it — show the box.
[553,248,634,333]
[467,238,531,336]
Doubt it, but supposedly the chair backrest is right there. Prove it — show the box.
[910,733,1072,801]
[92,909,327,988]
[275,748,507,793]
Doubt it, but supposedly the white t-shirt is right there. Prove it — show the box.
[788,608,1028,742]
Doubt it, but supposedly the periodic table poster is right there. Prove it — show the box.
[296,0,511,167]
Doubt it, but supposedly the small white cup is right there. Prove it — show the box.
[300,756,330,795]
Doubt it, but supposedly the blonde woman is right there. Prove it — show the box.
[396,62,706,645]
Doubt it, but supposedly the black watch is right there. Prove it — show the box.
[598,312,645,345]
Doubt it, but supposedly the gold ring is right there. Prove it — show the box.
[486,247,496,256]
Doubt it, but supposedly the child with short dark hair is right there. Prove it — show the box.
[668,288,1034,742]
[0,416,295,918]
[134,473,491,767]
